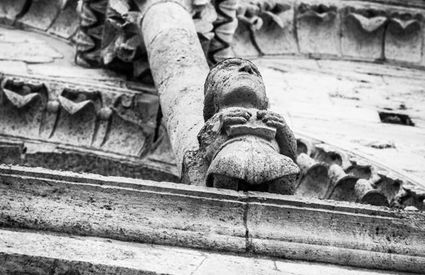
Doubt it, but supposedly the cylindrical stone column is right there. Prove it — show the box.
[141,2,210,174]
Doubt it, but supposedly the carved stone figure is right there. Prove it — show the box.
[196,58,300,193]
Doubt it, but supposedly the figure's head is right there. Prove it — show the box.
[203,58,268,121]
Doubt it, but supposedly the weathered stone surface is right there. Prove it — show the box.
[0,28,63,64]
[0,74,160,157]
[0,229,410,275]
[340,7,386,60]
[0,165,424,273]
[0,61,28,74]
[246,192,425,274]
[209,0,238,62]
[75,0,108,67]
[17,0,61,31]
[0,0,26,25]
[0,165,247,253]
[188,58,299,193]
[48,0,80,39]
[295,153,329,198]
[256,58,425,184]
[142,2,209,173]
[0,26,178,180]
[385,12,424,64]
[296,3,340,56]
[232,21,262,57]
[232,0,425,69]
[253,2,298,55]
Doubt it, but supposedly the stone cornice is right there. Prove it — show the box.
[0,164,424,273]
[0,72,178,180]
[235,0,425,68]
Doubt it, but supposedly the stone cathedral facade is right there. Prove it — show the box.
[0,0,424,274]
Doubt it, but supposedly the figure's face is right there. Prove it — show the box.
[210,59,268,110]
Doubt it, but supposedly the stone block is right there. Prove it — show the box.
[0,0,27,25]
[0,28,63,64]
[385,12,423,64]
[0,166,247,252]
[0,78,47,139]
[48,93,98,147]
[17,0,61,31]
[246,192,425,273]
[99,114,148,156]
[0,228,407,275]
[341,8,387,61]
[48,0,80,39]
[232,22,261,57]
[0,165,424,273]
[296,3,340,56]
[0,144,22,165]
[253,5,298,55]
[100,93,159,157]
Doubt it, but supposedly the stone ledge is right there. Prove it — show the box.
[0,228,410,275]
[0,165,424,273]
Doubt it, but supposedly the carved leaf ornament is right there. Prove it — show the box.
[75,30,96,52]
[298,5,336,22]
[349,13,387,33]
[58,95,95,115]
[261,3,291,29]
[237,1,291,30]
[390,17,421,35]
[1,80,41,108]
[80,6,97,27]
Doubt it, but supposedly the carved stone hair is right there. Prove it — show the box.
[203,58,268,121]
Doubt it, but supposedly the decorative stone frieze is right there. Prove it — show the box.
[341,8,387,60]
[296,138,425,210]
[76,0,217,75]
[385,12,423,64]
[75,0,109,67]
[239,0,297,55]
[209,0,238,62]
[48,0,80,39]
[233,0,425,67]
[0,73,177,180]
[296,3,339,56]
[3,0,425,69]
[16,0,62,31]
[0,74,159,157]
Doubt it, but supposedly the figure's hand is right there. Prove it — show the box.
[257,110,287,128]
[220,108,252,132]
[257,110,297,161]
